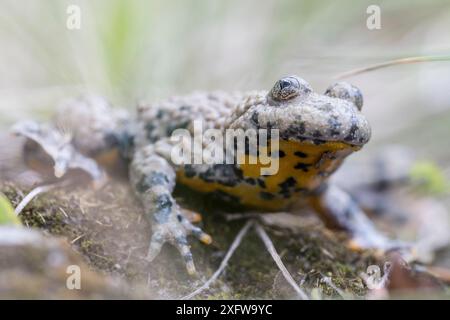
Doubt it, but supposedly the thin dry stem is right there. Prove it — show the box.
[336,55,450,79]
[321,275,347,299]
[181,220,255,300]
[254,222,309,300]
[14,181,65,215]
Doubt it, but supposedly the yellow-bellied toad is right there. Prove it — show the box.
[13,75,403,274]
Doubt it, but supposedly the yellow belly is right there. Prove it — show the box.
[177,140,358,210]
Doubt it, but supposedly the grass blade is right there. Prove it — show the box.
[336,55,450,79]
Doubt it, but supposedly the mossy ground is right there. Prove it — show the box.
[1,180,382,299]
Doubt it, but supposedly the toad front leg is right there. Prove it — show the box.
[309,184,405,251]
[129,146,212,274]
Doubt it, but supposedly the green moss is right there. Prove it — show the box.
[410,161,450,195]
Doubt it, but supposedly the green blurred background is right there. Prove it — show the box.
[1,0,450,165]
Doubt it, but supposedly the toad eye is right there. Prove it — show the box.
[269,75,312,101]
[324,82,363,110]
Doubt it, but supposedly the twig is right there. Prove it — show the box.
[225,212,286,221]
[254,222,309,300]
[336,55,450,79]
[181,220,254,300]
[321,274,347,299]
[59,207,69,218]
[14,181,63,215]
[224,212,264,221]
[71,234,85,244]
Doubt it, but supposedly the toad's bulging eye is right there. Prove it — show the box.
[325,82,363,110]
[270,76,312,101]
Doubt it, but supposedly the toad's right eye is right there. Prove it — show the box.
[269,75,312,102]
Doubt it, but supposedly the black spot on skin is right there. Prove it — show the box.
[157,194,172,209]
[245,177,256,185]
[294,162,312,172]
[313,139,326,145]
[184,165,197,178]
[199,164,244,187]
[330,129,341,137]
[269,149,285,158]
[328,117,342,136]
[278,177,297,198]
[153,194,173,224]
[257,179,266,189]
[103,130,135,159]
[166,119,190,136]
[250,112,260,127]
[294,151,308,158]
[344,124,358,142]
[260,192,275,200]
[280,122,311,141]
[344,116,359,142]
[209,190,241,204]
[298,122,306,135]
[145,123,154,131]
[150,172,170,185]
[179,105,191,111]
[279,177,296,188]
[313,130,322,138]
[136,172,170,192]
[198,170,214,183]
[104,132,120,149]
[120,131,135,158]
[145,122,158,141]
[156,109,165,119]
